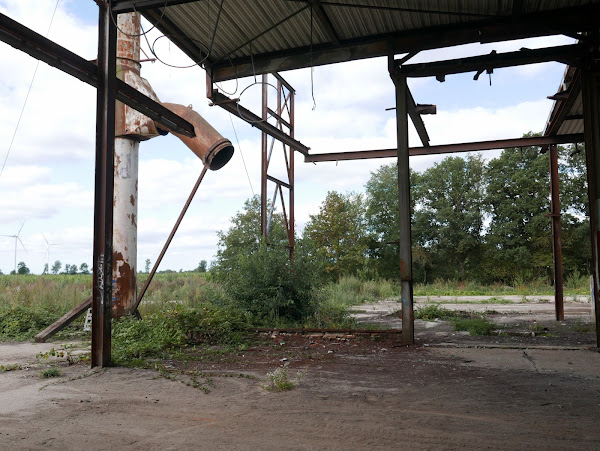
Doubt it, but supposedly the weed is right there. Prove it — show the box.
[453,318,496,336]
[414,305,462,321]
[41,366,62,378]
[572,321,592,333]
[263,365,306,392]
[0,363,20,372]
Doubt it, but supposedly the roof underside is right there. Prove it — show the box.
[113,0,600,82]
[110,0,600,141]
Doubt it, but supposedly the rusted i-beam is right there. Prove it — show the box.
[133,165,209,313]
[91,2,117,368]
[390,62,414,345]
[548,144,564,321]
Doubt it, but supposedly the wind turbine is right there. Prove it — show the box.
[42,233,59,273]
[1,221,27,273]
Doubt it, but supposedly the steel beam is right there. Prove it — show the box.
[548,144,564,321]
[210,91,310,155]
[0,12,194,137]
[207,4,600,81]
[304,134,585,163]
[582,66,600,348]
[134,165,209,313]
[91,2,117,368]
[111,0,198,13]
[407,88,430,147]
[390,69,414,345]
[310,0,340,45]
[395,44,585,79]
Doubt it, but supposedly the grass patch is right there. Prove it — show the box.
[414,276,589,297]
[453,318,497,336]
[415,304,497,336]
[414,304,462,321]
[40,366,62,378]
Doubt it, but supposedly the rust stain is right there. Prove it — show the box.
[131,213,137,227]
[130,194,135,206]
[111,251,136,319]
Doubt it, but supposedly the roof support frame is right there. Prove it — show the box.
[304,134,585,163]
[0,11,195,137]
[205,4,600,82]
[394,44,585,79]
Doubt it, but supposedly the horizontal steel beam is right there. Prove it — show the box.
[304,133,585,162]
[207,4,600,81]
[211,91,310,155]
[0,11,195,137]
[395,44,585,78]
[111,0,198,13]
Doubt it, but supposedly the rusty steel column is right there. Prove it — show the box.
[288,79,295,259]
[261,73,268,240]
[582,63,600,347]
[391,68,414,345]
[549,144,564,320]
[92,1,117,367]
[112,13,142,317]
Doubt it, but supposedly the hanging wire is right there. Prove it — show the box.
[310,4,317,110]
[0,0,60,180]
[228,112,254,196]
[109,0,169,38]
[235,80,279,124]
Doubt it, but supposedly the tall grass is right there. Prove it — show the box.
[414,275,589,296]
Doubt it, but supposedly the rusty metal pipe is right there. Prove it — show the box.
[158,103,234,170]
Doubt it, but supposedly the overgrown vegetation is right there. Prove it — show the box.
[414,304,497,336]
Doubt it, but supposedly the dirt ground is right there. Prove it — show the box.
[1,297,600,450]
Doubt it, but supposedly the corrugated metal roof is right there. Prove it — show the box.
[544,65,585,137]
[141,0,599,72]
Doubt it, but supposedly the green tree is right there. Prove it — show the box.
[303,191,367,280]
[559,144,591,277]
[51,260,61,275]
[79,263,90,274]
[485,138,551,282]
[144,258,151,273]
[17,261,30,275]
[414,155,486,280]
[196,260,207,273]
[364,163,424,280]
[212,197,322,322]
[214,196,286,272]
[42,263,48,275]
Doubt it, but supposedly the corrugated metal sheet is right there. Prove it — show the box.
[545,65,585,136]
[149,0,597,64]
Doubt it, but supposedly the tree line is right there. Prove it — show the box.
[215,139,590,286]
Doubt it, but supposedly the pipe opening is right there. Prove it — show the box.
[206,139,235,171]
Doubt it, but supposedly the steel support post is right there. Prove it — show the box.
[92,2,117,368]
[259,73,296,254]
[392,71,414,344]
[261,74,268,240]
[582,66,600,347]
[549,144,564,320]
[288,78,295,259]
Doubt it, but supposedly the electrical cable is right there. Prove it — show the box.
[109,0,169,38]
[228,112,254,196]
[235,80,279,124]
[310,5,317,110]
[0,0,60,180]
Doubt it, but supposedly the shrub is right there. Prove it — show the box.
[214,243,323,324]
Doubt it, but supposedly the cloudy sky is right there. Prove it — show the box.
[0,0,574,274]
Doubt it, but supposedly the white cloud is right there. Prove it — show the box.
[0,3,573,272]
